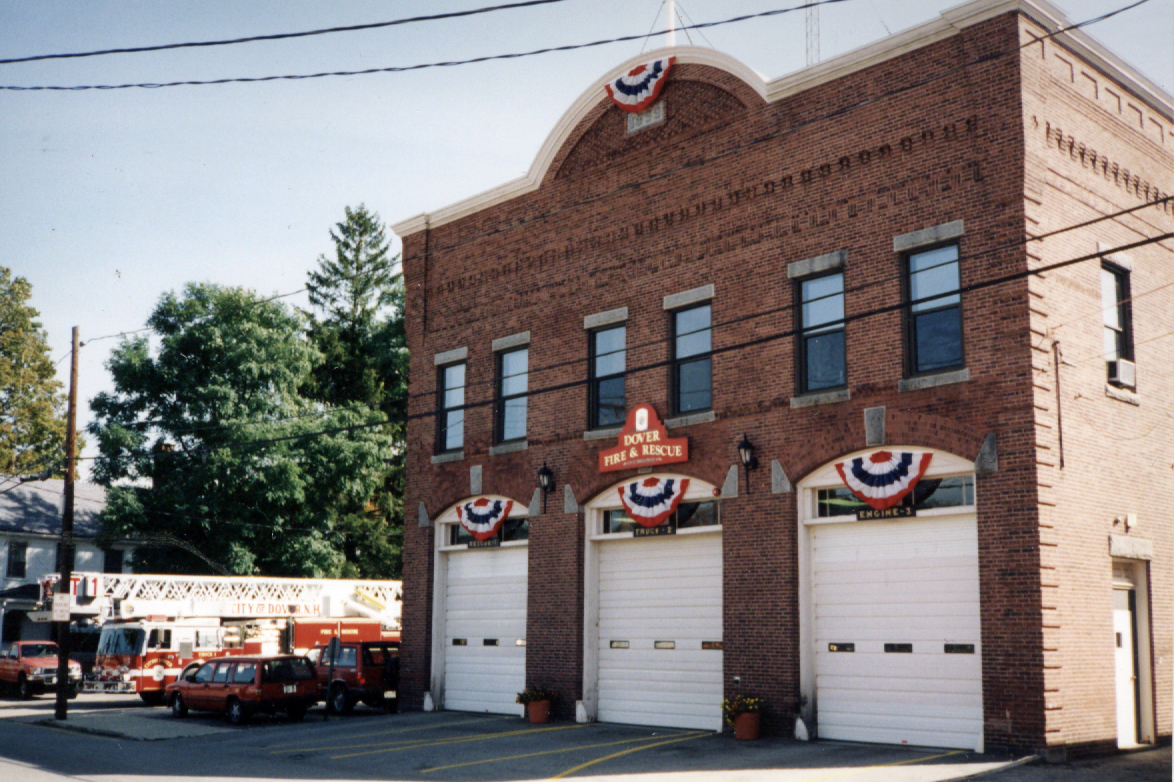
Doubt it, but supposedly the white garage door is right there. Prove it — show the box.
[597,532,723,731]
[812,514,982,750]
[443,546,527,714]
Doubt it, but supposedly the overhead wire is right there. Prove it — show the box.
[0,0,572,65]
[0,0,860,90]
[21,0,1165,449]
[77,198,1171,441]
[76,231,1171,461]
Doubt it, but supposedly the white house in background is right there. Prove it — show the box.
[0,478,133,641]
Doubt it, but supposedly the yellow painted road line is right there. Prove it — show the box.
[267,715,510,750]
[790,750,966,782]
[422,732,701,773]
[271,718,527,754]
[550,731,709,779]
[331,723,586,760]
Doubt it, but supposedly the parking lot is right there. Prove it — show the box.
[0,691,1167,782]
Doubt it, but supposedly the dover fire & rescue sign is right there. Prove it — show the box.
[598,404,688,472]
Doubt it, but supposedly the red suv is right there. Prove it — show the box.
[164,655,318,724]
[308,641,399,714]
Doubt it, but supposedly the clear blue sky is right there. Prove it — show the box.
[1,0,1170,476]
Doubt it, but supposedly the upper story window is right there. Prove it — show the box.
[6,541,26,579]
[495,347,528,443]
[906,244,963,375]
[590,325,626,429]
[672,303,712,414]
[437,362,465,453]
[1101,263,1135,387]
[798,272,846,392]
[103,549,124,574]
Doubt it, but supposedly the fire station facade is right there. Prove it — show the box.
[394,0,1172,756]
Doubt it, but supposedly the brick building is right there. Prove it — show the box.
[393,0,1172,756]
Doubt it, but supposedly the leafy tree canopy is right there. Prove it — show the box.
[0,267,71,477]
[89,282,395,577]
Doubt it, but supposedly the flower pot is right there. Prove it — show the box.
[527,699,551,724]
[733,711,761,740]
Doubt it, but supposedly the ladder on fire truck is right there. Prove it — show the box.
[50,572,402,630]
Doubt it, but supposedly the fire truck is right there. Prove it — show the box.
[41,573,401,705]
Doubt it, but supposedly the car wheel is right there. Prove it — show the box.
[227,698,248,726]
[329,685,353,715]
[139,691,165,707]
[18,675,33,700]
[170,694,188,718]
[67,684,79,700]
[286,704,306,722]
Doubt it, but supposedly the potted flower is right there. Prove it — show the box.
[721,694,765,740]
[516,685,557,724]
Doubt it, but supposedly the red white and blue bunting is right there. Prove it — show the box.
[834,451,934,511]
[605,57,674,113]
[456,497,515,541]
[617,476,690,528]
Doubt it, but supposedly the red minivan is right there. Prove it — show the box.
[165,655,318,724]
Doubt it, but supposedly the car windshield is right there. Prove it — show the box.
[97,627,145,656]
[262,658,315,682]
[22,643,59,658]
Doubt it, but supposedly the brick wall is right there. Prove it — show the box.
[398,7,1171,754]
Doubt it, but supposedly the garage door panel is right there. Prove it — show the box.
[444,547,527,715]
[820,722,983,749]
[811,513,981,751]
[596,532,722,731]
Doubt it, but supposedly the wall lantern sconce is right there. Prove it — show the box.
[737,434,759,494]
[537,463,555,513]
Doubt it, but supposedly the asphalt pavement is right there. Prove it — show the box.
[0,691,1168,781]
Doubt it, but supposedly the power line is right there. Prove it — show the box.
[0,0,571,65]
[0,0,857,91]
[80,232,1171,460]
[82,199,1169,441]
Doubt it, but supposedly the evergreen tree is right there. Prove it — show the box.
[0,267,70,477]
[303,205,407,579]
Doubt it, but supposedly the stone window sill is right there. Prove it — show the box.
[584,427,623,441]
[897,367,969,393]
[790,388,851,409]
[489,440,528,456]
[431,451,464,465]
[665,410,716,428]
[1105,384,1140,406]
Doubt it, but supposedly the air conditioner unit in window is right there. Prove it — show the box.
[1109,358,1136,389]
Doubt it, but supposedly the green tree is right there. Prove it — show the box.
[0,267,70,477]
[303,205,407,579]
[89,282,395,577]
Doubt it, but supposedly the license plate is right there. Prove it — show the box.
[384,690,397,699]
[284,684,296,694]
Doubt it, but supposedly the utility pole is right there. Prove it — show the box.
[666,0,676,48]
[54,327,79,721]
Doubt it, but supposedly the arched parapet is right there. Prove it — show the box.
[395,47,767,235]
